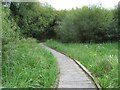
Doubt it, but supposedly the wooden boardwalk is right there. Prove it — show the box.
[40,43,98,89]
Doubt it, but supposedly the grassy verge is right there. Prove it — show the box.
[3,38,58,88]
[46,40,118,88]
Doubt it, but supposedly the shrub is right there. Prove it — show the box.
[10,2,57,40]
[57,6,118,43]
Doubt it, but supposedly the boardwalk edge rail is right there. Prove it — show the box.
[74,59,102,90]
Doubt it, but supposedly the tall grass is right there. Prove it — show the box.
[46,40,118,88]
[3,39,58,88]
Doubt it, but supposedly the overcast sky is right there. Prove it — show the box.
[39,0,119,10]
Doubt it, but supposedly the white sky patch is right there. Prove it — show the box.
[39,0,119,10]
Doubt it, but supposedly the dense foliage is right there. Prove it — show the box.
[10,2,57,40]
[56,6,118,43]
[2,7,58,88]
[10,2,118,43]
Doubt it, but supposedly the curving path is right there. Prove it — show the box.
[40,43,98,89]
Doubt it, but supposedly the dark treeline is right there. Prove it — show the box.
[10,2,119,43]
[57,6,119,43]
[10,2,57,40]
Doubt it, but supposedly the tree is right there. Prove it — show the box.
[56,5,118,43]
[10,2,57,40]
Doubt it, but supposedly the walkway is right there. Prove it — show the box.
[40,43,98,89]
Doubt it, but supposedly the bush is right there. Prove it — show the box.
[10,2,57,40]
[2,8,20,45]
[57,6,118,43]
